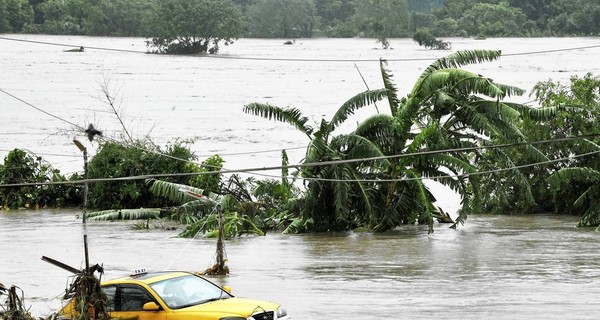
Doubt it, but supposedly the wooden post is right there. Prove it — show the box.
[215,205,225,271]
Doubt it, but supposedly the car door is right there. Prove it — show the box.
[103,284,167,320]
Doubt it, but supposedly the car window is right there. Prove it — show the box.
[102,286,117,312]
[118,285,155,311]
[149,274,231,309]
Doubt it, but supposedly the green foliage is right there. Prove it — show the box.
[548,168,600,229]
[0,0,34,33]
[33,0,87,34]
[245,49,537,233]
[412,28,451,50]
[315,0,355,37]
[457,2,529,37]
[87,140,196,210]
[83,0,155,36]
[180,210,265,239]
[245,0,317,38]
[0,149,80,209]
[145,0,242,54]
[87,208,162,221]
[472,73,600,223]
[353,0,411,39]
[244,88,390,232]
[546,0,600,36]
[7,0,600,37]
[187,155,224,195]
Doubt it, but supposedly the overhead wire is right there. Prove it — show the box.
[0,87,287,180]
[1,132,599,188]
[0,36,598,62]
[2,36,599,187]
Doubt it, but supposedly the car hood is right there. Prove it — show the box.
[173,297,279,317]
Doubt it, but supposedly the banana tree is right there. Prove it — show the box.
[88,178,264,239]
[244,89,389,231]
[548,167,600,230]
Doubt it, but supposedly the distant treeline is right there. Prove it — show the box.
[1,0,598,39]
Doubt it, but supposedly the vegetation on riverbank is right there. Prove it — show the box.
[1,1,598,51]
[2,49,599,233]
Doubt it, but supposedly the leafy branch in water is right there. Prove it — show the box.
[412,28,451,50]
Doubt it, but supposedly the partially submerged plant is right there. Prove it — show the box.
[59,265,110,320]
[0,285,36,320]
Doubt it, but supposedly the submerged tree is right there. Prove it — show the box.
[412,28,451,49]
[245,50,549,233]
[244,89,389,231]
[486,73,600,228]
[145,0,242,54]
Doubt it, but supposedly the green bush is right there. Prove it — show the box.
[87,140,196,210]
[0,149,79,209]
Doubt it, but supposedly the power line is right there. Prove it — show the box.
[303,150,600,183]
[197,145,305,157]
[1,145,598,188]
[0,134,600,187]
[3,85,600,186]
[0,149,80,158]
[0,36,598,62]
[0,36,143,54]
[0,87,290,179]
[2,37,599,187]
[0,88,80,128]
[0,88,290,181]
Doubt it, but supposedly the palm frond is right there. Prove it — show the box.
[329,89,388,130]
[430,50,502,70]
[453,104,499,137]
[501,150,536,205]
[332,166,351,223]
[355,114,399,151]
[87,208,161,221]
[548,167,600,188]
[243,103,313,137]
[472,100,521,121]
[575,195,600,227]
[406,122,439,153]
[177,199,214,215]
[407,169,435,233]
[348,169,376,227]
[510,103,575,121]
[332,134,391,170]
[380,59,401,115]
[148,179,222,204]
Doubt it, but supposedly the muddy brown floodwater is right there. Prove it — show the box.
[2,36,600,319]
[1,209,599,320]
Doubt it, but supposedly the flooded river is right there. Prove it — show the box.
[1,36,600,179]
[2,36,600,319]
[1,210,599,319]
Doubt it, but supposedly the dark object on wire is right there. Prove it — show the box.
[85,124,102,141]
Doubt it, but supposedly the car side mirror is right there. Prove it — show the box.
[143,302,160,311]
[222,286,232,294]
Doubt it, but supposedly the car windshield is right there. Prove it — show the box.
[149,274,230,309]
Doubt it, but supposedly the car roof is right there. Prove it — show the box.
[102,271,194,286]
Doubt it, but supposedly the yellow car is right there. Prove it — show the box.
[61,271,289,320]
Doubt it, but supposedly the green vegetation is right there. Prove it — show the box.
[244,50,551,233]
[0,149,80,209]
[470,73,600,230]
[144,0,242,54]
[87,140,196,209]
[412,28,451,50]
[1,52,600,233]
[245,0,317,38]
[2,0,598,39]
